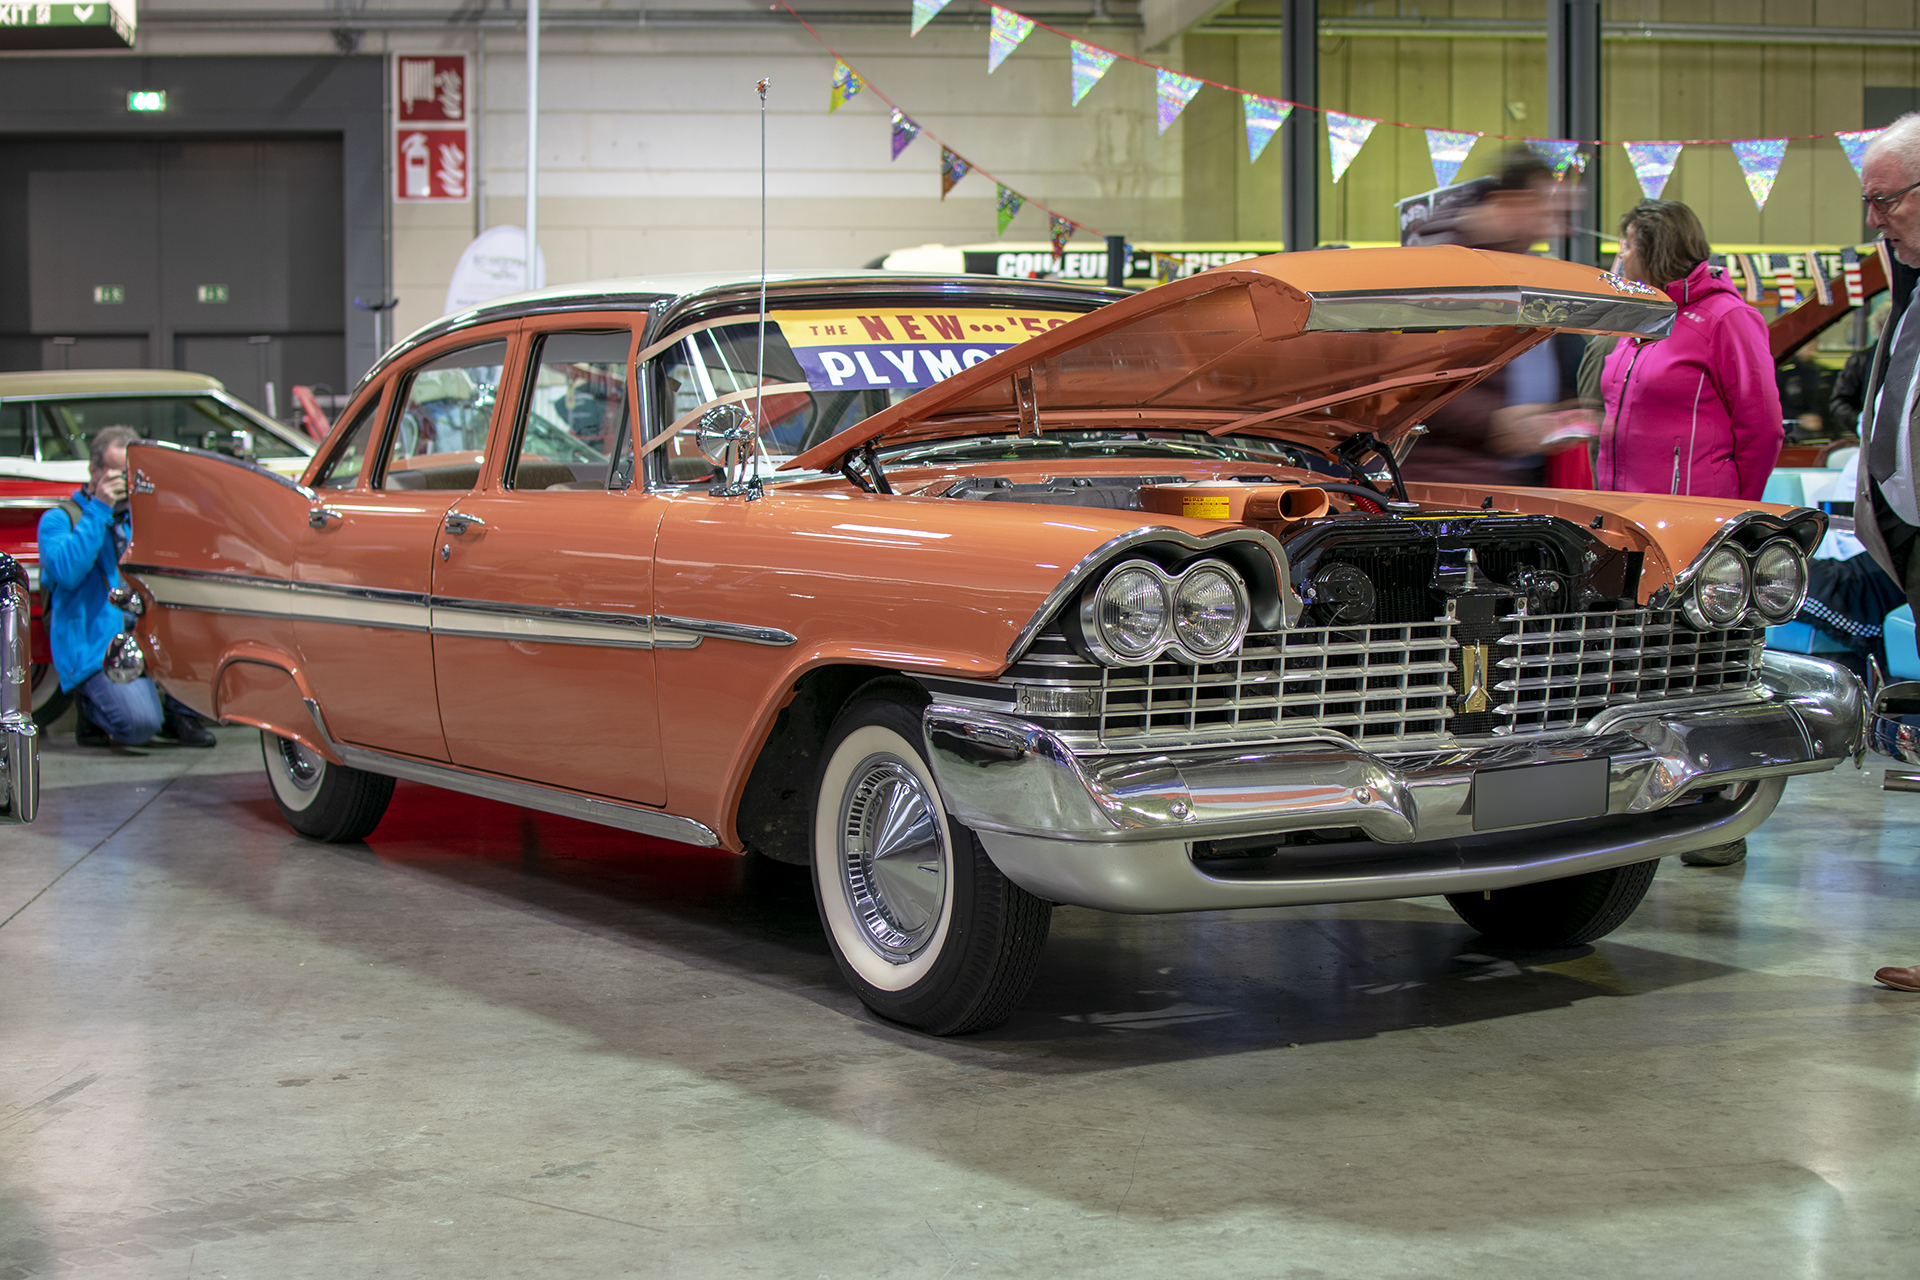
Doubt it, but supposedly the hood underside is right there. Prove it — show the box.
[784,245,1674,472]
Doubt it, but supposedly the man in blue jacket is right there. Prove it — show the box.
[37,426,213,748]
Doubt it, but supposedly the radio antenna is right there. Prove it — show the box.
[750,75,771,495]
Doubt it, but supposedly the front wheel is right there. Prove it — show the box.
[1445,859,1659,948]
[261,731,395,843]
[812,693,1051,1035]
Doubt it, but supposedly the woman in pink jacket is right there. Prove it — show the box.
[1596,200,1784,501]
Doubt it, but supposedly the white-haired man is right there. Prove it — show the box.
[1855,113,1920,992]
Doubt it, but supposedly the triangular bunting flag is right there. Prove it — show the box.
[890,109,920,160]
[1837,129,1881,178]
[1424,128,1479,188]
[1242,94,1291,164]
[1326,112,1377,184]
[996,185,1024,236]
[1523,138,1580,176]
[1049,214,1075,261]
[1155,69,1203,135]
[828,61,863,114]
[1732,138,1787,211]
[1566,150,1589,177]
[909,0,951,36]
[1624,141,1682,199]
[988,6,1034,73]
[1070,41,1117,106]
[1153,252,1181,283]
[940,146,970,199]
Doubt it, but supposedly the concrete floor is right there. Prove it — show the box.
[3,720,1918,1280]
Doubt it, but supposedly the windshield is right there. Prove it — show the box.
[31,395,309,463]
[644,304,1097,485]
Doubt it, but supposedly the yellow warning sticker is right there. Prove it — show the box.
[1181,494,1232,519]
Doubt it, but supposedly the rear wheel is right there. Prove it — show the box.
[812,693,1051,1035]
[29,664,70,729]
[261,730,394,843]
[1444,859,1659,948]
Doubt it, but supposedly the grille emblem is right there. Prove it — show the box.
[1458,641,1491,713]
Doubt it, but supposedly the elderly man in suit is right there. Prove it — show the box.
[1856,113,1920,992]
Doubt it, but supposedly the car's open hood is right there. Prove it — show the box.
[784,245,1673,471]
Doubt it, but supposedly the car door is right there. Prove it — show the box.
[294,329,518,761]
[428,319,667,803]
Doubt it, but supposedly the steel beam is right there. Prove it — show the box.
[1281,0,1316,254]
[1547,0,1601,265]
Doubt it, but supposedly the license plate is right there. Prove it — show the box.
[1472,758,1610,832]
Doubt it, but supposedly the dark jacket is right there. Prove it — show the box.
[1854,254,1920,583]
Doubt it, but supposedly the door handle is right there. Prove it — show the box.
[444,510,485,535]
[307,506,342,529]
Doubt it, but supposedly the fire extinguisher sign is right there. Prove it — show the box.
[394,54,470,202]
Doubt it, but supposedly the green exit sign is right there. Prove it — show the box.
[92,285,124,304]
[196,283,229,304]
[127,90,166,112]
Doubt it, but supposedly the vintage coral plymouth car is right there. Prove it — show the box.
[104,248,1862,1034]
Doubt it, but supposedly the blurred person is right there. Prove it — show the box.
[1596,199,1783,503]
[1829,344,1875,439]
[1401,150,1596,487]
[1778,339,1831,439]
[1850,113,1920,992]
[36,426,214,748]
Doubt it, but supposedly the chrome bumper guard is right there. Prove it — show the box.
[1,554,39,825]
[1867,679,1920,766]
[925,651,1858,913]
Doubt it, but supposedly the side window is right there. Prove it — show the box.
[312,397,382,489]
[0,403,24,459]
[507,331,628,490]
[376,339,508,491]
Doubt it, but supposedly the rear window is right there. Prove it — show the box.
[34,396,309,463]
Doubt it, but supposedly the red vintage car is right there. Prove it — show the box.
[100,249,1860,1034]
[0,370,315,725]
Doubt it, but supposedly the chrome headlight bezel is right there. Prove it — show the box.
[1748,537,1809,624]
[1682,544,1751,629]
[1075,558,1252,667]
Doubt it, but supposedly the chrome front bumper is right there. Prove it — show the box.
[1,555,39,825]
[924,651,1858,913]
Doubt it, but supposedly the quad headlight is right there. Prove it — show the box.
[1749,538,1809,623]
[1685,545,1751,628]
[1077,559,1251,666]
[1680,537,1808,630]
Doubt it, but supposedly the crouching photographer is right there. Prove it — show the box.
[37,426,213,748]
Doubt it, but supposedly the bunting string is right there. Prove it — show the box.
[774,1,1103,238]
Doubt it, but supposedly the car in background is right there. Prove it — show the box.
[110,251,1860,1035]
[0,370,316,726]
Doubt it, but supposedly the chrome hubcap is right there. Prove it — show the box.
[277,737,323,793]
[839,755,948,963]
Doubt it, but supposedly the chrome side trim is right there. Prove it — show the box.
[124,564,792,650]
[1006,525,1297,666]
[652,614,798,647]
[345,742,719,847]
[0,497,62,511]
[1302,286,1675,337]
[430,596,656,649]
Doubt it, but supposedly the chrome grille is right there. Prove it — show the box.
[1096,622,1455,746]
[1491,609,1764,734]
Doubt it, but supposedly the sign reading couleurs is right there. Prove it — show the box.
[394,54,470,202]
[773,309,1080,392]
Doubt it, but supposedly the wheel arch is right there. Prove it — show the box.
[730,662,928,865]
[212,644,343,765]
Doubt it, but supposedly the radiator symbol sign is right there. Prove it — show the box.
[1458,641,1491,713]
